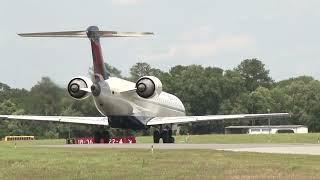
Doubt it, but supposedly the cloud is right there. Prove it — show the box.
[142,26,255,61]
[146,34,255,60]
[111,0,144,6]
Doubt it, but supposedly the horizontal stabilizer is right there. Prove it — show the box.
[18,31,88,38]
[18,30,154,38]
[98,31,154,37]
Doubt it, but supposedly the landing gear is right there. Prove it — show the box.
[93,126,110,143]
[153,130,160,143]
[153,125,175,143]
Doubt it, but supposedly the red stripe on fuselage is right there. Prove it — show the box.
[90,39,106,80]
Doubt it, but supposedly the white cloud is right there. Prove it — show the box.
[146,34,255,60]
[178,25,212,41]
[111,0,144,6]
[143,26,255,61]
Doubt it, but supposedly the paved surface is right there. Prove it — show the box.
[39,143,320,155]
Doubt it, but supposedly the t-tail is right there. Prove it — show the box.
[18,26,153,81]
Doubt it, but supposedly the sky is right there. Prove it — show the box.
[0,0,320,89]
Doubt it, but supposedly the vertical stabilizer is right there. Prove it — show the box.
[86,26,108,80]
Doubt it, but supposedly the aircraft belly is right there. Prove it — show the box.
[108,116,150,130]
[157,106,185,117]
[94,96,133,116]
[133,99,185,117]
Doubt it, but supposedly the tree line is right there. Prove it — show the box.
[1,58,320,138]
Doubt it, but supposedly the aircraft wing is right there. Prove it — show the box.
[146,113,290,126]
[0,115,109,126]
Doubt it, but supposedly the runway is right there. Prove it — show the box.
[40,143,320,155]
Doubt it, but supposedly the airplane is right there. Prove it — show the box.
[0,26,289,143]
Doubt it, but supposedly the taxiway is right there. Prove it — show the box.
[39,143,320,155]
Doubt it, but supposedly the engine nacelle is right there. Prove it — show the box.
[67,76,93,100]
[136,76,162,98]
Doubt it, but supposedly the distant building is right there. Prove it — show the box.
[225,125,308,134]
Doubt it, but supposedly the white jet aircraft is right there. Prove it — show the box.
[0,26,289,143]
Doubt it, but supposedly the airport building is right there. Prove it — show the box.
[225,125,308,134]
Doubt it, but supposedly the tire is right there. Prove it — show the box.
[169,137,175,143]
[153,130,160,143]
[168,129,173,137]
[94,131,101,144]
[161,130,170,143]
[102,131,110,144]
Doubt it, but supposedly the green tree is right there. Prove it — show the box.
[0,100,18,114]
[219,70,248,114]
[235,58,273,91]
[247,87,275,114]
[129,62,163,81]
[105,63,122,78]
[163,65,224,134]
[165,65,223,116]
[271,76,320,131]
[27,77,64,115]
[0,100,27,137]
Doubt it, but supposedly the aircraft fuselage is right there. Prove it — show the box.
[92,77,185,129]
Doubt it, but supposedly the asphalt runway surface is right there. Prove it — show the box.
[40,143,320,155]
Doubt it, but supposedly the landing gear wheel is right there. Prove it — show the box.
[169,136,175,143]
[102,130,110,144]
[153,130,161,143]
[94,131,101,144]
[161,131,167,143]
[94,126,110,144]
[161,130,174,143]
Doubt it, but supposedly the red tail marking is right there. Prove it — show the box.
[90,39,107,80]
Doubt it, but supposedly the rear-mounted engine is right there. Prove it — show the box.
[67,76,93,100]
[136,76,162,98]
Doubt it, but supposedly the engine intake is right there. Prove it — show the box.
[68,77,92,100]
[136,76,162,98]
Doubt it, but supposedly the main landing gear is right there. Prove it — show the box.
[93,126,110,143]
[153,125,175,143]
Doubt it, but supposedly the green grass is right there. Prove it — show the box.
[1,137,320,179]
[1,134,320,179]
[1,140,320,180]
[137,133,320,144]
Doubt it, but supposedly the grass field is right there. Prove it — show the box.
[1,134,320,179]
[136,133,320,144]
